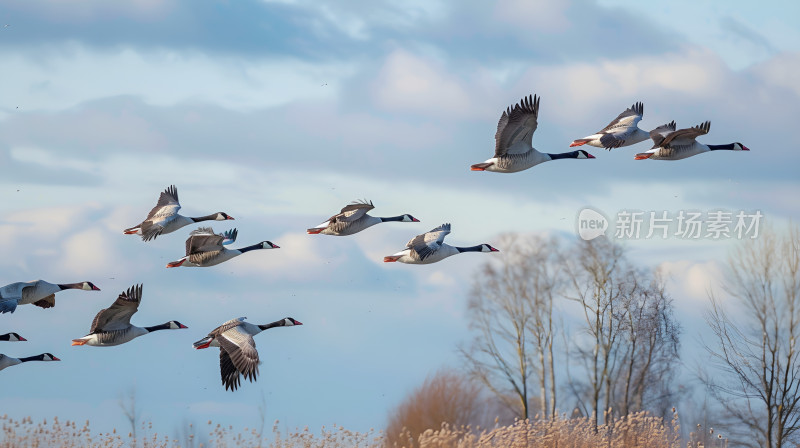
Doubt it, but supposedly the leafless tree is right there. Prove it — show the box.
[562,238,680,428]
[119,386,141,446]
[701,225,800,448]
[385,368,488,447]
[460,234,560,420]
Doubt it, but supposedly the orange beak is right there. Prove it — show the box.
[71,339,87,346]
[634,153,653,160]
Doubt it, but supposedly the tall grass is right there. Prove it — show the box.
[1,411,727,448]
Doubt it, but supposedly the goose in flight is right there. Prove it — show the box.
[0,280,100,314]
[471,94,595,173]
[166,227,279,268]
[0,353,59,371]
[124,185,234,241]
[307,200,419,235]
[570,102,650,150]
[0,333,26,342]
[71,284,187,346]
[193,316,302,391]
[635,121,750,160]
[383,223,498,264]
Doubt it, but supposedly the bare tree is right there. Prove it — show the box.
[701,225,800,448]
[385,368,487,447]
[119,386,141,446]
[460,234,560,420]
[562,238,681,427]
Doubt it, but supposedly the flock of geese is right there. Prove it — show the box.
[1,93,749,391]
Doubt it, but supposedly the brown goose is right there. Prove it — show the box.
[193,316,302,391]
[166,227,278,268]
[0,280,100,314]
[570,102,650,150]
[124,185,234,241]
[635,121,750,160]
[71,284,187,346]
[307,200,419,235]
[470,94,595,173]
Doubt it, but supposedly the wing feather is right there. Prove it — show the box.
[406,223,451,261]
[655,121,709,148]
[495,94,540,157]
[217,327,259,391]
[89,284,142,333]
[145,185,181,220]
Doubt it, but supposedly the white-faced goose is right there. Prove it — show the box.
[71,284,187,347]
[0,280,100,314]
[307,200,419,236]
[193,316,302,391]
[124,185,234,241]
[635,121,750,160]
[570,102,651,150]
[166,227,278,268]
[0,353,59,371]
[470,94,595,173]
[0,333,26,342]
[383,223,499,264]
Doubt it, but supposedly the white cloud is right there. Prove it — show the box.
[0,45,353,112]
[371,50,474,117]
[492,0,571,32]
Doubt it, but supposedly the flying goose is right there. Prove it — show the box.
[635,121,750,160]
[307,200,419,236]
[193,316,302,391]
[166,227,279,268]
[0,332,26,342]
[71,284,187,346]
[383,223,499,264]
[0,280,100,314]
[0,353,59,371]
[124,185,234,241]
[470,94,595,173]
[570,102,650,150]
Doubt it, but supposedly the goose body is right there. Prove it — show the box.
[71,284,187,347]
[0,280,100,314]
[470,94,595,173]
[635,121,750,160]
[193,316,302,391]
[0,332,26,342]
[166,227,279,268]
[383,223,499,264]
[124,185,234,241]
[570,102,650,150]
[0,353,59,371]
[307,200,419,236]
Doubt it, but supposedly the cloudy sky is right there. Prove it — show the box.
[1,0,798,438]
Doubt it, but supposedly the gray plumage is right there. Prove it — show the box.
[653,121,710,149]
[494,94,539,157]
[407,223,451,261]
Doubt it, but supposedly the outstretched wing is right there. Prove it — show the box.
[221,228,238,245]
[330,200,374,223]
[145,185,181,220]
[598,102,644,133]
[217,326,260,391]
[648,120,677,148]
[495,94,540,157]
[406,223,451,261]
[594,102,644,149]
[89,284,142,333]
[655,121,709,148]
[186,227,226,256]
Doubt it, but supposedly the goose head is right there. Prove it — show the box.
[168,321,188,329]
[215,212,235,221]
[81,282,101,291]
[261,241,280,249]
[733,142,750,151]
[40,353,60,361]
[480,244,500,253]
[0,332,26,341]
[401,214,420,223]
[283,317,303,326]
[576,150,595,159]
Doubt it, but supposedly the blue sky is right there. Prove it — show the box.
[0,0,798,438]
